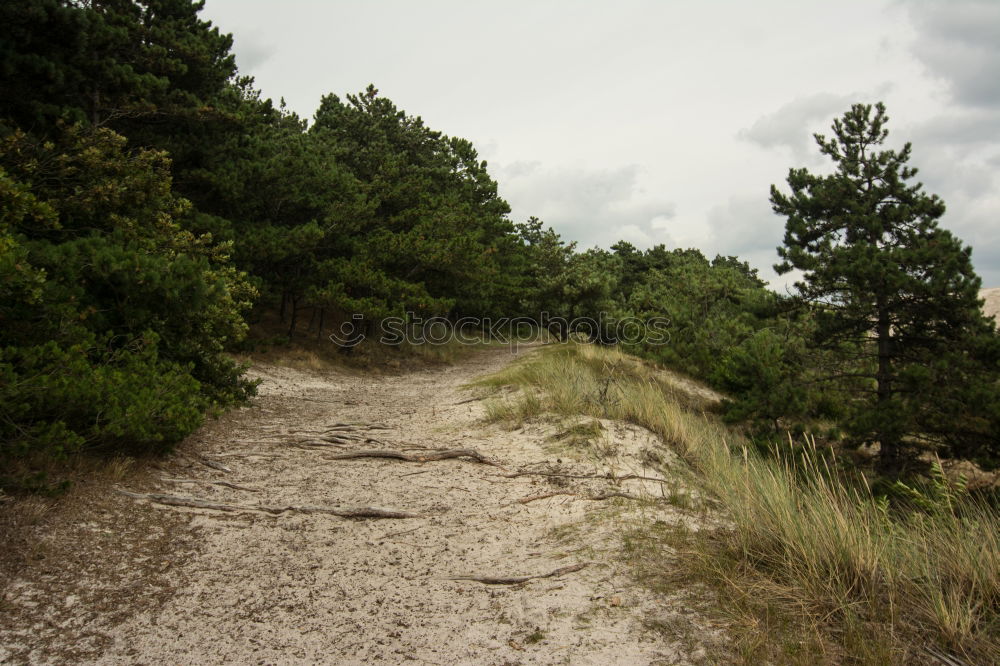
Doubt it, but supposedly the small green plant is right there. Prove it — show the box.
[483,391,543,428]
[881,458,969,516]
[525,629,545,644]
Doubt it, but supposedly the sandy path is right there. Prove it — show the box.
[1,346,709,665]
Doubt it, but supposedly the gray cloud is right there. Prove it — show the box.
[738,92,870,160]
[706,195,782,256]
[230,29,276,74]
[899,113,1000,285]
[495,162,678,249]
[910,110,1000,147]
[900,1,1000,281]
[904,0,1000,108]
[705,194,788,287]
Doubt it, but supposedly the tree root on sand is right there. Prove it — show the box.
[116,489,422,519]
[450,562,589,585]
[326,448,504,467]
[512,490,642,505]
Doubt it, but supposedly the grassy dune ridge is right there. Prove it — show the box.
[478,343,999,664]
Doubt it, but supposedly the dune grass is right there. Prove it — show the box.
[478,343,1000,664]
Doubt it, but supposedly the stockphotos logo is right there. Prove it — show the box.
[328,312,670,349]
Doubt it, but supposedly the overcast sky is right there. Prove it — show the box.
[200,0,1000,289]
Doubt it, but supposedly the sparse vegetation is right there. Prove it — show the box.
[481,343,1000,664]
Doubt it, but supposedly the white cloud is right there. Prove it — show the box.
[495,162,678,250]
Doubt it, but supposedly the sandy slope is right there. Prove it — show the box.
[1,346,717,665]
[982,287,1000,323]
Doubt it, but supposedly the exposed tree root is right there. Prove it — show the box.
[194,456,232,473]
[498,470,664,484]
[292,439,351,449]
[284,423,392,448]
[116,489,422,519]
[266,422,391,433]
[326,448,504,467]
[450,562,589,585]
[159,478,260,493]
[512,490,642,505]
[588,491,644,501]
[324,422,393,431]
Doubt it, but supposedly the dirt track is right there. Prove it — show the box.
[1,346,714,664]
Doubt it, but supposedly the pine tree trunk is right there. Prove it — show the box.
[288,295,299,338]
[875,300,898,473]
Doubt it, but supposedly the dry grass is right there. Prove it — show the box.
[478,342,1000,664]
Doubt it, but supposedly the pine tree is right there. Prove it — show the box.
[771,102,1000,471]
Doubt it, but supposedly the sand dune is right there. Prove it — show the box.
[982,287,1000,322]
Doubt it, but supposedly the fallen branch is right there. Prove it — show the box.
[293,439,350,449]
[498,470,664,484]
[378,525,424,540]
[512,490,642,505]
[285,424,392,449]
[195,456,232,473]
[588,491,643,501]
[159,477,260,492]
[324,422,393,431]
[116,490,421,519]
[921,644,971,666]
[327,448,504,468]
[450,562,589,585]
[514,490,576,504]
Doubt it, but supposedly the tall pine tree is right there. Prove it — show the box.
[771,102,1000,471]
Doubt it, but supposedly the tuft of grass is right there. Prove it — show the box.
[548,419,605,455]
[525,628,546,644]
[483,391,543,428]
[479,342,1000,664]
[104,456,135,482]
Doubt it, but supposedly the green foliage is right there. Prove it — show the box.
[713,327,810,430]
[0,125,255,398]
[308,86,524,321]
[0,335,205,461]
[0,120,253,487]
[0,0,235,133]
[623,246,774,378]
[879,459,970,517]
